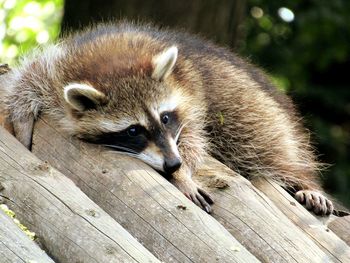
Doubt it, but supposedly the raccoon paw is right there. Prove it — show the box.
[295,190,334,216]
[190,187,214,214]
[174,180,214,213]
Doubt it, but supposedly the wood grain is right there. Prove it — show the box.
[328,216,350,246]
[0,209,54,263]
[253,177,350,262]
[0,126,160,263]
[195,157,350,262]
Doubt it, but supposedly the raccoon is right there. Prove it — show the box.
[0,22,333,215]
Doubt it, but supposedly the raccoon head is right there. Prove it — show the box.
[62,46,184,175]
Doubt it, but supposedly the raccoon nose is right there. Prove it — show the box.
[163,157,182,174]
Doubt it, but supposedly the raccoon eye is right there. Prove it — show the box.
[161,114,169,125]
[127,126,139,137]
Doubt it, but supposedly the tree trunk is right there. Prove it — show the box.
[61,0,246,49]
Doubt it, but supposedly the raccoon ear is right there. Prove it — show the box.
[152,46,178,81]
[64,83,106,111]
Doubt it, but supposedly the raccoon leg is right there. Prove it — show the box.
[12,113,34,150]
[171,165,214,213]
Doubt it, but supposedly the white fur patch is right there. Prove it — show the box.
[168,137,181,160]
[158,92,181,114]
[149,107,160,123]
[152,46,178,80]
[98,119,135,132]
[138,142,164,171]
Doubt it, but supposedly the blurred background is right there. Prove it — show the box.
[0,0,349,207]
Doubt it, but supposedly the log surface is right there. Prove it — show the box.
[32,117,258,263]
[328,216,350,246]
[196,158,350,263]
[253,178,350,262]
[32,117,350,262]
[0,209,54,263]
[0,126,160,263]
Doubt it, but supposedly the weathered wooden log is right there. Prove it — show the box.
[252,178,350,262]
[0,209,54,263]
[32,117,259,263]
[328,216,350,246]
[0,126,160,263]
[195,157,350,262]
[32,117,350,262]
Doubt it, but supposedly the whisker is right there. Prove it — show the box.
[175,120,190,143]
[106,150,138,158]
[101,144,139,154]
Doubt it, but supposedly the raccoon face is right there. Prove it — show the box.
[87,107,183,174]
[63,46,183,174]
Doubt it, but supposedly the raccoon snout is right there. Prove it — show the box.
[163,157,182,174]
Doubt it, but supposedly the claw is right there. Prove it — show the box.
[184,193,191,200]
[326,199,334,215]
[172,178,214,213]
[190,194,201,208]
[198,188,214,205]
[196,193,212,213]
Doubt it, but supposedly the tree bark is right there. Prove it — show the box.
[0,209,54,263]
[0,127,160,263]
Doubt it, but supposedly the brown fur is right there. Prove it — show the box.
[0,22,332,214]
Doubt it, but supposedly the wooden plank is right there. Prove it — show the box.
[252,177,350,262]
[0,209,54,263]
[195,157,350,262]
[0,126,160,263]
[328,216,350,246]
[32,117,258,263]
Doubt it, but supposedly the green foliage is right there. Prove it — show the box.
[243,0,350,206]
[0,0,63,64]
